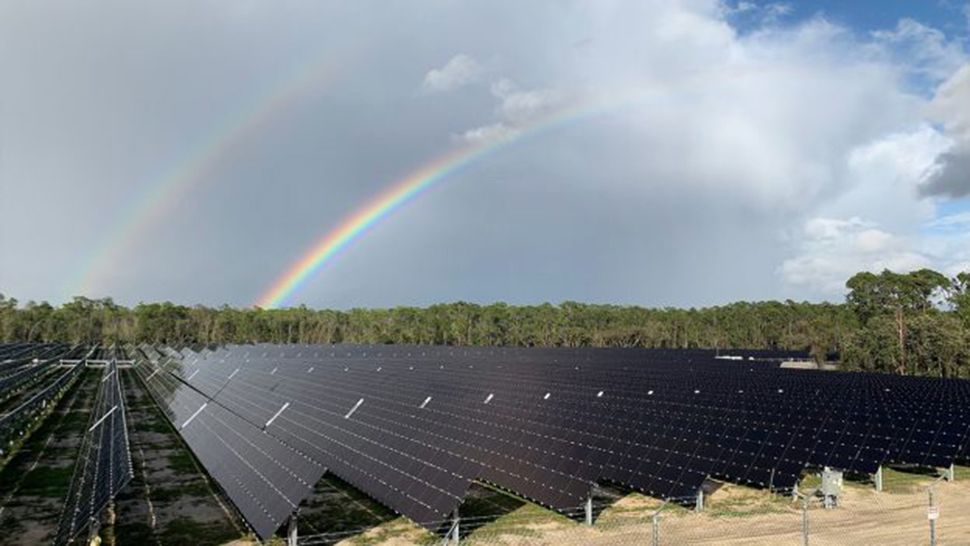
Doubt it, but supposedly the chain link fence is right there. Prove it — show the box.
[292,470,969,546]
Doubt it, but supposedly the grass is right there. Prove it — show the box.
[158,517,239,545]
[112,522,154,544]
[18,466,75,498]
[700,483,794,519]
[166,451,199,475]
[296,475,395,538]
[880,465,944,493]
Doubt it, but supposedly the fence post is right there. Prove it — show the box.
[802,494,809,546]
[651,512,660,546]
[928,488,937,546]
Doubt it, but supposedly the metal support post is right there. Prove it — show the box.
[651,513,660,546]
[944,463,955,482]
[440,509,459,545]
[929,488,937,546]
[874,466,883,492]
[585,494,593,526]
[287,513,298,546]
[88,516,101,545]
[801,494,809,546]
[695,488,704,512]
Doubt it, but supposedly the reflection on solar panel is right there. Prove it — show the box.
[141,344,970,537]
[56,361,134,545]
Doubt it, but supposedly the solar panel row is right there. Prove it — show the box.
[0,362,84,453]
[147,344,970,538]
[55,361,134,545]
[134,354,327,540]
[0,342,76,363]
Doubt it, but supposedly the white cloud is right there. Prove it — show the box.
[781,217,931,294]
[854,229,893,253]
[762,3,793,23]
[720,1,791,24]
[422,54,483,92]
[490,79,562,123]
[780,122,957,296]
[870,19,968,80]
[459,122,518,144]
[458,79,563,143]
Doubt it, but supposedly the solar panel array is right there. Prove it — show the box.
[140,344,970,538]
[56,361,134,545]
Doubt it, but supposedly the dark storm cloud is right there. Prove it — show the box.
[921,64,970,198]
[921,151,970,197]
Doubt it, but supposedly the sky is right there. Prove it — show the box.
[1,0,969,309]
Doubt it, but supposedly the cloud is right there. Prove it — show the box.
[780,124,953,296]
[2,1,969,307]
[922,63,970,197]
[803,217,872,240]
[721,1,791,24]
[422,54,483,92]
[781,217,931,293]
[870,19,968,80]
[458,79,563,143]
[490,79,562,123]
[459,122,517,144]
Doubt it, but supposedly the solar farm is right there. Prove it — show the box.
[2,342,970,545]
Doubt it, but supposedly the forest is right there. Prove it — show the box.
[1,269,969,377]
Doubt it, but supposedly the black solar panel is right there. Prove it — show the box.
[55,362,133,545]
[145,343,970,535]
[135,355,326,540]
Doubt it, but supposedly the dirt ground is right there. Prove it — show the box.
[291,473,970,546]
[653,479,969,546]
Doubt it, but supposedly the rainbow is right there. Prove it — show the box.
[255,98,615,309]
[70,51,345,300]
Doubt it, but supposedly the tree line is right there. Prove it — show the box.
[1,269,968,377]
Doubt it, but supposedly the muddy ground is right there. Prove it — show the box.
[0,370,94,545]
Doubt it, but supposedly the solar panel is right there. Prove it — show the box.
[55,362,133,545]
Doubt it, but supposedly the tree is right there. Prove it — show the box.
[846,269,950,374]
[951,271,970,325]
